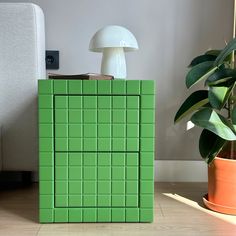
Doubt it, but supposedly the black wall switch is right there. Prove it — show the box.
[46,50,59,69]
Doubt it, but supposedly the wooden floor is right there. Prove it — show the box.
[0,183,235,236]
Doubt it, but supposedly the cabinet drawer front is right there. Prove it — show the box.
[54,95,140,152]
[54,152,139,208]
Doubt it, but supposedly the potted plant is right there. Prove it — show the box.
[174,38,236,215]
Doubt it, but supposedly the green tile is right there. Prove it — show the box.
[55,181,68,194]
[83,208,97,222]
[55,124,68,138]
[98,96,111,108]
[69,208,82,222]
[126,167,138,180]
[126,138,139,151]
[141,80,155,94]
[98,181,111,194]
[141,124,155,137]
[127,96,139,109]
[140,181,154,194]
[69,96,82,109]
[98,167,111,180]
[112,96,126,109]
[98,124,111,137]
[112,181,125,194]
[112,109,126,123]
[55,138,68,151]
[141,166,154,180]
[55,195,67,207]
[140,152,154,166]
[83,124,97,137]
[112,138,125,151]
[83,96,97,108]
[55,153,68,166]
[126,195,138,207]
[127,110,139,123]
[38,80,53,94]
[97,153,111,166]
[69,166,82,180]
[98,109,111,123]
[55,109,68,123]
[68,124,83,138]
[141,95,155,109]
[98,138,111,151]
[39,124,53,137]
[83,153,96,166]
[112,167,125,180]
[127,153,139,166]
[127,124,139,137]
[69,153,82,165]
[98,195,111,207]
[39,109,53,123]
[83,181,96,194]
[126,181,138,194]
[55,166,68,180]
[112,124,125,138]
[112,80,126,94]
[54,208,68,222]
[84,167,96,180]
[54,80,67,94]
[69,195,82,206]
[83,109,97,123]
[98,80,111,94]
[127,80,140,94]
[82,80,97,94]
[112,195,125,207]
[69,138,82,151]
[39,138,53,152]
[140,208,153,222]
[40,195,53,208]
[68,110,82,123]
[39,209,53,223]
[40,154,53,167]
[141,109,155,123]
[83,138,97,151]
[112,153,125,166]
[69,181,82,194]
[141,138,155,151]
[68,80,82,94]
[55,96,68,108]
[40,167,53,181]
[38,95,53,108]
[97,208,111,222]
[112,208,125,222]
[40,181,53,194]
[84,195,97,206]
[140,195,154,208]
[126,208,139,222]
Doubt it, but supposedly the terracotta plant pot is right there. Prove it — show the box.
[203,157,236,215]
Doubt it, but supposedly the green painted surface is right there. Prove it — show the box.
[39,80,155,223]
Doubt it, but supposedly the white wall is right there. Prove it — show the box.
[2,0,234,161]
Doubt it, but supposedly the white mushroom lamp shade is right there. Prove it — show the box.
[89,25,139,79]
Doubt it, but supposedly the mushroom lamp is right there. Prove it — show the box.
[89,25,139,79]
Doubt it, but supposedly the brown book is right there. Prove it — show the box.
[48,73,114,80]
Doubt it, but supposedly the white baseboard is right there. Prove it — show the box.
[155,160,207,182]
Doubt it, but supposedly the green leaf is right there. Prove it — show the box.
[205,50,221,56]
[205,68,236,86]
[188,54,217,67]
[232,106,236,130]
[214,38,236,65]
[191,108,236,140]
[174,90,209,123]
[186,61,217,89]
[199,129,226,164]
[208,85,234,110]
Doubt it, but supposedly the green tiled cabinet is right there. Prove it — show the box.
[38,80,155,223]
